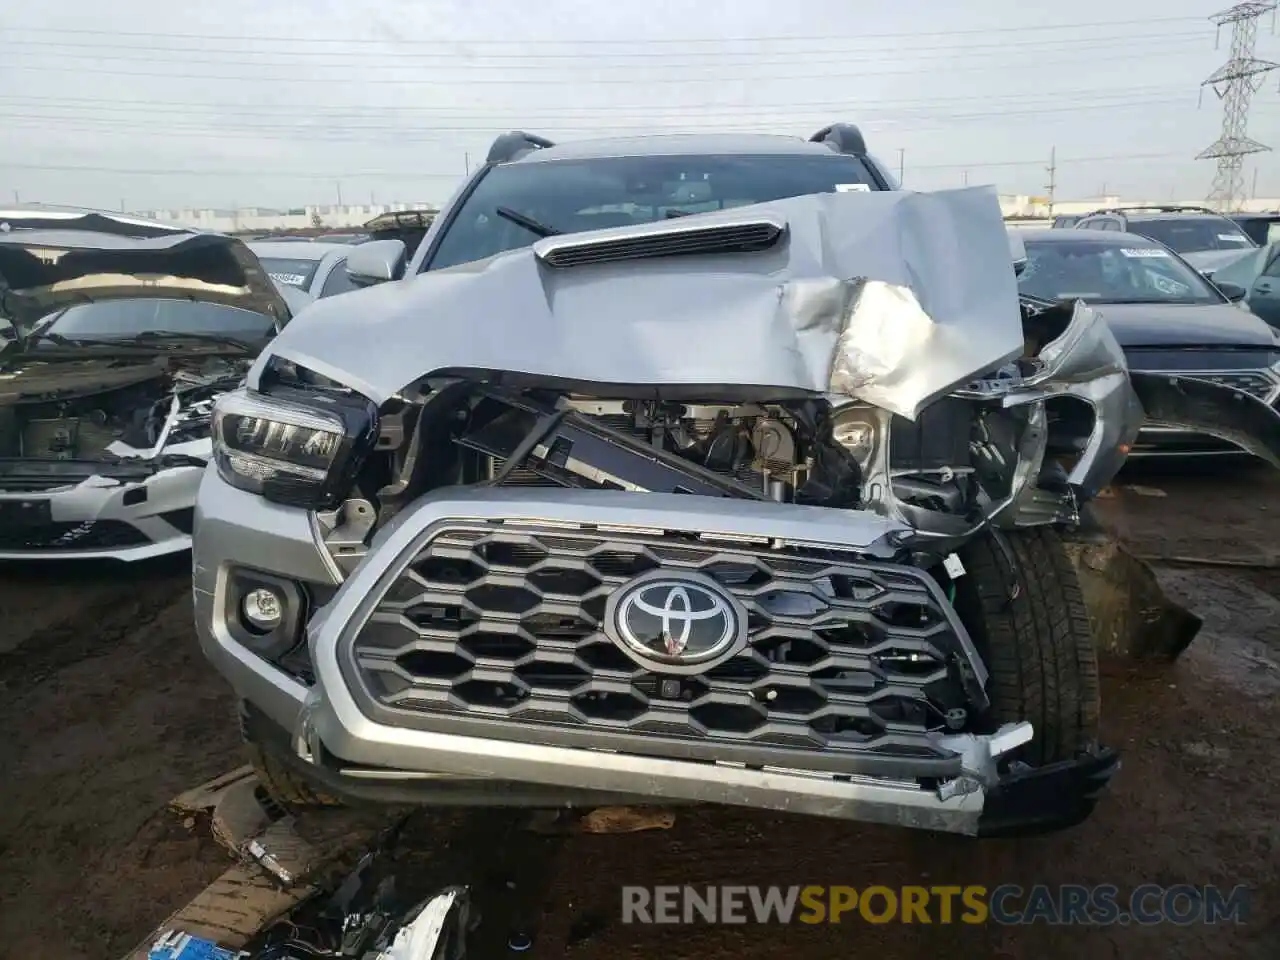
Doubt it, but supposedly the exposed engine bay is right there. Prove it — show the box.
[302,297,1105,571]
[0,356,247,486]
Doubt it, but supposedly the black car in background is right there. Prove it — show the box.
[1016,228,1280,458]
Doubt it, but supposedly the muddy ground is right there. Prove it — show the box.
[0,461,1277,960]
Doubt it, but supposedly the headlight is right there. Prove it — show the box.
[211,387,377,509]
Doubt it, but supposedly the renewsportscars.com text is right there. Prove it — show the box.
[621,884,1249,926]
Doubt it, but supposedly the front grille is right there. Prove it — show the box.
[347,522,982,773]
[0,519,150,551]
[1182,371,1277,402]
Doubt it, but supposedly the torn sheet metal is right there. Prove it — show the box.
[958,299,1145,501]
[252,186,1023,420]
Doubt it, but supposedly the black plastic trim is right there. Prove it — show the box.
[223,567,309,663]
[977,746,1120,838]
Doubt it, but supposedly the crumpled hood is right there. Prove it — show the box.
[250,186,1024,420]
[0,212,293,334]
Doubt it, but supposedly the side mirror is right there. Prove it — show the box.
[1215,281,1248,303]
[346,239,406,287]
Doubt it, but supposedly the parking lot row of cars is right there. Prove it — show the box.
[2,146,1279,568]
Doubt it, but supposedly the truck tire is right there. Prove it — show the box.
[953,526,1100,765]
[247,743,345,810]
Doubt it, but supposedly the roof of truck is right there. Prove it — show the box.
[514,133,851,163]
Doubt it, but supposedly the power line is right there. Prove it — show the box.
[0,16,1206,46]
[0,99,1193,142]
[0,53,1216,86]
[0,31,1210,64]
[0,83,1192,117]
[0,152,1195,180]
[1197,2,1279,211]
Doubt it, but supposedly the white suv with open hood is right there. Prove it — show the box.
[0,207,311,560]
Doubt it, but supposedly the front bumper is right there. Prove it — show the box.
[243,700,1119,837]
[0,458,203,561]
[194,474,1117,837]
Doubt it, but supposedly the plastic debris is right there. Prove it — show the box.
[244,838,296,886]
[377,887,472,960]
[148,930,247,960]
[1124,484,1167,498]
[506,933,533,953]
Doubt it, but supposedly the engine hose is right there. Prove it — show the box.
[487,408,570,486]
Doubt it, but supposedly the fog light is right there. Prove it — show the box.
[242,587,284,631]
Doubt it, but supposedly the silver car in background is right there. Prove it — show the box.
[249,240,362,300]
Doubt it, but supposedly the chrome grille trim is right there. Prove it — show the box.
[334,492,989,778]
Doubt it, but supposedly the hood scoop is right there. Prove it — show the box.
[533,215,786,269]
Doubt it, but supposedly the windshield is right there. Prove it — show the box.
[257,257,322,289]
[35,298,275,342]
[1017,238,1225,305]
[1129,218,1255,254]
[428,153,883,271]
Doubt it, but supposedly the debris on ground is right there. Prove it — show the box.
[523,807,677,835]
[122,773,407,959]
[1124,484,1167,497]
[147,929,247,960]
[243,845,474,958]
[1182,741,1232,761]
[1061,536,1202,660]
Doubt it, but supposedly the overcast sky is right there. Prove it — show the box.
[1,0,1276,211]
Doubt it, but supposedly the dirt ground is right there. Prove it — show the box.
[0,461,1278,960]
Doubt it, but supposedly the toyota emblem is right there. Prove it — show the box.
[605,570,746,667]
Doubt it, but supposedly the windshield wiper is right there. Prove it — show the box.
[124,330,261,351]
[494,206,560,237]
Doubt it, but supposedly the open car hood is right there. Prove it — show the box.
[253,186,1023,420]
[0,210,294,337]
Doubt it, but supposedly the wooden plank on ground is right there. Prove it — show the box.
[120,864,315,959]
[168,766,256,815]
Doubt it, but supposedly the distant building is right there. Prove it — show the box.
[134,202,439,234]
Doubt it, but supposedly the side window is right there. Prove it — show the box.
[319,259,356,298]
[1100,219,1121,232]
[1262,250,1280,279]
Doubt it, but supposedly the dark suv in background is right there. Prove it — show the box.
[1069,205,1256,275]
[1229,211,1280,247]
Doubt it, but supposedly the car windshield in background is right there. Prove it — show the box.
[257,257,322,289]
[1129,218,1254,254]
[428,153,882,270]
[35,298,275,342]
[1017,238,1224,305]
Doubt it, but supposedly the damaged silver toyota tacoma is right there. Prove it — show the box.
[194,129,1280,837]
[0,208,308,560]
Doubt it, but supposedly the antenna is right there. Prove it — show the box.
[1197,2,1279,212]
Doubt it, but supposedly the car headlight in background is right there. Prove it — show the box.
[211,386,378,509]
